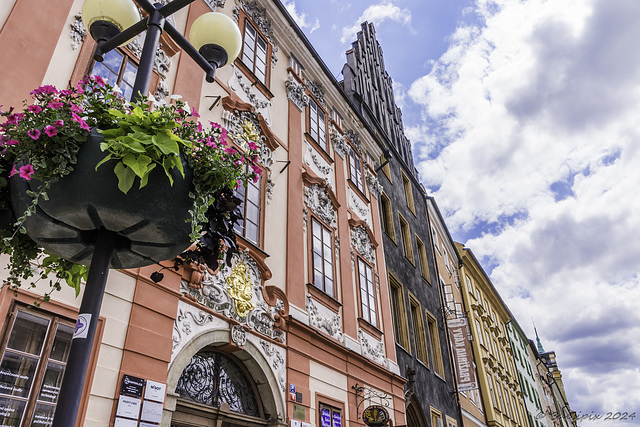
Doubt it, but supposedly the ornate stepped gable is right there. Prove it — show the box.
[342,22,414,171]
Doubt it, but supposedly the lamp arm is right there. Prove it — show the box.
[158,0,196,18]
[134,0,157,15]
[164,22,216,82]
[94,18,148,61]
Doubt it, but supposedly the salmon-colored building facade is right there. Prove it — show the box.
[0,0,406,426]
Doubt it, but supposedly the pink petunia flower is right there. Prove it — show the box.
[225,147,237,155]
[251,164,262,175]
[247,142,259,151]
[191,107,200,118]
[5,115,19,125]
[71,112,90,131]
[53,119,64,128]
[27,129,41,140]
[6,140,19,146]
[19,164,35,180]
[8,166,18,177]
[93,75,106,87]
[28,105,42,114]
[70,104,83,114]
[48,102,64,110]
[44,125,57,137]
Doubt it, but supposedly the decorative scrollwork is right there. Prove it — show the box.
[260,340,286,392]
[352,383,391,419]
[330,128,350,158]
[346,130,362,154]
[69,13,86,50]
[351,225,375,264]
[306,296,344,342]
[285,76,309,110]
[204,0,226,11]
[234,68,271,110]
[231,324,247,346]
[235,0,278,68]
[358,330,385,365]
[365,170,383,199]
[305,79,326,108]
[305,184,337,229]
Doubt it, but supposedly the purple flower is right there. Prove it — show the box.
[53,119,64,128]
[247,142,259,151]
[48,102,64,110]
[28,105,42,114]
[191,107,200,118]
[6,139,19,146]
[30,85,57,96]
[5,114,19,125]
[251,164,262,176]
[19,164,35,180]
[27,129,41,140]
[70,104,83,114]
[8,166,18,177]
[93,75,106,87]
[60,89,74,97]
[225,147,237,155]
[71,112,90,131]
[44,125,57,137]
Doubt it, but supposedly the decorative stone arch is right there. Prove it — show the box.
[164,328,286,426]
[405,394,428,427]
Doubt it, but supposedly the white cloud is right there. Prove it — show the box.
[410,0,640,415]
[340,1,413,43]
[283,1,320,33]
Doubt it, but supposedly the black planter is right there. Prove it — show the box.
[10,128,194,269]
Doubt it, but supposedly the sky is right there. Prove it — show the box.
[284,0,640,424]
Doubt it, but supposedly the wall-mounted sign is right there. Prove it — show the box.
[120,374,145,398]
[447,317,478,392]
[73,313,91,339]
[141,399,163,423]
[289,384,296,400]
[114,417,138,427]
[362,405,389,426]
[144,380,166,403]
[115,395,141,419]
[293,403,306,420]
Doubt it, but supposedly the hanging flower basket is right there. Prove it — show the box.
[0,76,261,297]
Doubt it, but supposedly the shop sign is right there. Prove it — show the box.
[362,405,389,426]
[120,374,145,398]
[144,380,166,403]
[141,399,163,423]
[115,395,141,419]
[447,317,478,392]
[114,417,138,427]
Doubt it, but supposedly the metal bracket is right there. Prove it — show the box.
[351,383,391,419]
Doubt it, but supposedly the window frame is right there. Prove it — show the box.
[307,97,328,153]
[239,17,271,88]
[416,236,430,281]
[388,273,411,352]
[398,213,414,264]
[0,305,76,426]
[426,310,445,378]
[316,394,345,427]
[408,293,429,366]
[431,224,441,255]
[430,407,443,427]
[380,193,396,243]
[401,171,416,215]
[309,216,336,298]
[234,165,265,248]
[347,144,365,194]
[356,257,378,328]
[379,154,392,183]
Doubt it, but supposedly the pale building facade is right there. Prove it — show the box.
[0,1,405,426]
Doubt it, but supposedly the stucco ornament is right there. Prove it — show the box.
[231,67,271,113]
[349,190,371,226]
[231,324,247,346]
[358,330,386,366]
[346,130,362,154]
[305,79,326,108]
[172,305,225,352]
[330,128,350,159]
[304,184,337,229]
[306,296,344,342]
[365,170,383,199]
[260,340,286,392]
[180,250,285,342]
[304,143,333,187]
[351,225,375,264]
[234,0,279,68]
[204,0,226,11]
[226,260,255,317]
[285,75,309,111]
[69,13,86,50]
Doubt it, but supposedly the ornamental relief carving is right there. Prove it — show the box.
[349,189,371,227]
[260,339,286,393]
[69,14,86,50]
[172,302,227,354]
[365,170,383,199]
[229,66,272,123]
[358,329,386,366]
[351,225,375,264]
[304,184,337,229]
[304,143,333,188]
[204,0,226,11]
[306,296,344,342]
[179,249,285,342]
[346,130,362,154]
[304,79,326,108]
[330,127,350,159]
[285,75,310,111]
[234,0,279,68]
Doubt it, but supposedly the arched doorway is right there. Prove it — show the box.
[406,395,428,427]
[170,348,270,427]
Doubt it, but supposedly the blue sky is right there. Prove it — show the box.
[285,0,640,423]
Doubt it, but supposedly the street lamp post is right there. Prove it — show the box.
[51,1,241,425]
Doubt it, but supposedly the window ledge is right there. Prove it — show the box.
[304,133,333,164]
[347,179,369,203]
[358,317,383,340]
[234,59,274,99]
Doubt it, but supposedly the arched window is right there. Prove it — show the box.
[174,350,264,421]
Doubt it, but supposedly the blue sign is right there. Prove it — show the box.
[333,411,342,427]
[321,408,331,427]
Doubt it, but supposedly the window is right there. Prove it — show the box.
[430,408,443,427]
[348,148,364,193]
[416,237,429,280]
[443,247,451,273]
[399,214,413,263]
[388,274,410,350]
[475,319,485,347]
[401,172,415,213]
[234,171,262,246]
[446,415,458,427]
[426,311,445,377]
[380,193,395,241]
[289,54,303,78]
[379,154,392,182]
[496,383,505,412]
[309,99,327,151]
[311,218,334,297]
[331,108,343,129]
[241,21,268,84]
[357,258,377,327]
[431,225,440,254]
[409,294,428,365]
[90,48,138,100]
[319,404,342,427]
[0,309,74,426]
[487,374,497,409]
